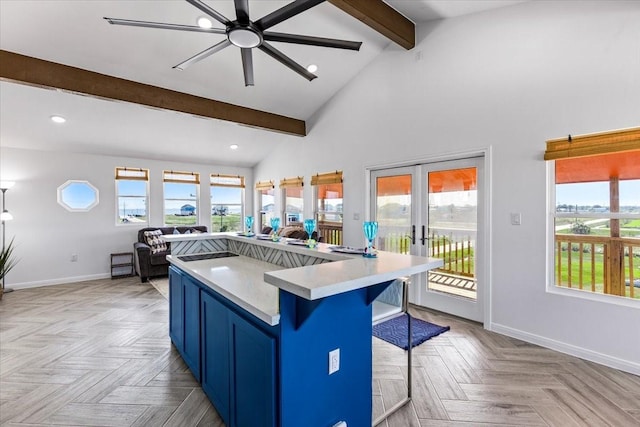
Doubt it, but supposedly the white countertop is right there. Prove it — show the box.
[264,251,443,300]
[167,253,281,326]
[166,233,444,323]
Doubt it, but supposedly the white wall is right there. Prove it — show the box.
[253,1,640,372]
[0,147,252,287]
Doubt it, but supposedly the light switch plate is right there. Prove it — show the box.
[510,213,522,225]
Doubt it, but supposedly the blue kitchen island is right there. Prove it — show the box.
[164,234,442,427]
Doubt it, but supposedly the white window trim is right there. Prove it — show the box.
[115,171,149,226]
[546,162,640,309]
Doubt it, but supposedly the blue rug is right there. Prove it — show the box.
[373,314,449,350]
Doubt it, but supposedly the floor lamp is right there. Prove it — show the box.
[1,180,15,294]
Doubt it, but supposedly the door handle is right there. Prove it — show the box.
[411,225,416,245]
[420,225,427,245]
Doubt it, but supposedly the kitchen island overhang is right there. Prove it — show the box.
[164,233,442,427]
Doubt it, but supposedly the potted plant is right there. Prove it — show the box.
[0,238,17,300]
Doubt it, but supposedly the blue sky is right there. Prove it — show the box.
[556,180,640,206]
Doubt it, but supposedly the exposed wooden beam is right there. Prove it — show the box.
[328,0,415,50]
[0,50,306,137]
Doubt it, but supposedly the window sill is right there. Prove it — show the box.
[546,284,640,309]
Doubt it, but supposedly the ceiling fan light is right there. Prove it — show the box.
[197,16,213,29]
[228,27,262,48]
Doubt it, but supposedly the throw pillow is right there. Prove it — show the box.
[144,230,167,254]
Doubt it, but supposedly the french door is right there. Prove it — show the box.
[371,157,485,322]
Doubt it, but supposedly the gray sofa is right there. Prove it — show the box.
[134,226,207,282]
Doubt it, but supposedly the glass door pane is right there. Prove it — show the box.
[375,173,413,254]
[427,167,478,300]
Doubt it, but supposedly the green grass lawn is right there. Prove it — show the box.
[556,249,640,299]
[163,214,242,231]
[210,214,242,232]
[164,215,197,226]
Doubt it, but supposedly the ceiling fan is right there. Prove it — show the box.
[104,0,362,86]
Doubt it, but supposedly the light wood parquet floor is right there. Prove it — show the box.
[1,277,639,426]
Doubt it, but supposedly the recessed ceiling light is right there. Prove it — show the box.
[50,115,66,124]
[230,144,239,150]
[197,16,213,29]
[307,64,318,73]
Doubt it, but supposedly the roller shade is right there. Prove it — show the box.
[255,180,274,190]
[115,167,148,181]
[544,127,640,160]
[163,170,200,184]
[311,170,342,185]
[280,177,303,188]
[210,174,244,188]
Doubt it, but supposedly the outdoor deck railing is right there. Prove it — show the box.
[555,234,640,299]
[379,232,475,278]
[318,222,343,245]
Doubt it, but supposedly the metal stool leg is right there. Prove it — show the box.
[373,279,412,426]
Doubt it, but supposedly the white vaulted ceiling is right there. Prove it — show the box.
[0,0,526,167]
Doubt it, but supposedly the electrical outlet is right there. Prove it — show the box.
[353,213,360,220]
[70,254,78,262]
[329,348,340,375]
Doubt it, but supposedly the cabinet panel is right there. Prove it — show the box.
[230,312,277,427]
[201,291,230,424]
[169,267,184,350]
[183,276,201,380]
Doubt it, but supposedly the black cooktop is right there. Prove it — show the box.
[178,252,239,262]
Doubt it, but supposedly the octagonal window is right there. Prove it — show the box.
[57,180,99,211]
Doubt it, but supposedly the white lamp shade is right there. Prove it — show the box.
[0,181,15,190]
[0,210,12,221]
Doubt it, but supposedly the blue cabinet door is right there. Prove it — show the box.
[183,276,201,380]
[201,291,230,425]
[230,312,277,427]
[169,267,184,350]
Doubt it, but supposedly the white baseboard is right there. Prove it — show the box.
[7,273,112,290]
[490,322,640,376]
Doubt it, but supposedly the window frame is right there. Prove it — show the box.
[210,174,245,233]
[312,171,344,245]
[115,167,149,226]
[163,170,200,227]
[280,177,304,226]
[57,180,99,212]
[545,127,640,307]
[256,181,275,229]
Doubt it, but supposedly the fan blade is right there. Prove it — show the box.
[173,40,232,70]
[185,0,231,26]
[263,32,361,50]
[241,48,254,86]
[258,42,317,81]
[255,0,325,31]
[234,0,250,25]
[104,17,226,34]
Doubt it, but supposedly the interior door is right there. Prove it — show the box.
[371,157,484,323]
